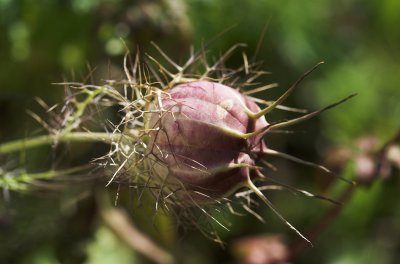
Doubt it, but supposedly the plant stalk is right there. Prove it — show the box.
[0,132,130,154]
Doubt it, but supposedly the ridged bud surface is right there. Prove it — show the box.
[148,81,268,201]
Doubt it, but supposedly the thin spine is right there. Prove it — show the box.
[263,149,355,185]
[250,62,324,120]
[246,176,313,246]
[242,93,357,139]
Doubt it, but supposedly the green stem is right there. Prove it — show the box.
[0,166,89,190]
[0,132,129,154]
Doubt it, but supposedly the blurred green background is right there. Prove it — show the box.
[1,0,400,263]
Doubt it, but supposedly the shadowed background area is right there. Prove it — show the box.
[1,1,400,263]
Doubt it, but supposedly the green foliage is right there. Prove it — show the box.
[310,52,400,143]
[86,227,137,264]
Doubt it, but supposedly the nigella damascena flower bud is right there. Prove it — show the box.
[148,81,268,202]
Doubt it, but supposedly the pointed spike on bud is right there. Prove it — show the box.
[151,41,183,71]
[269,93,357,130]
[250,62,325,120]
[242,124,271,139]
[244,93,357,140]
[242,83,279,96]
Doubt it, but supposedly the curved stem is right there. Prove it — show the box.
[0,132,131,154]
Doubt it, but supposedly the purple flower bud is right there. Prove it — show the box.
[148,81,267,202]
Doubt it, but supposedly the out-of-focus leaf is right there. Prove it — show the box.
[85,226,137,264]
